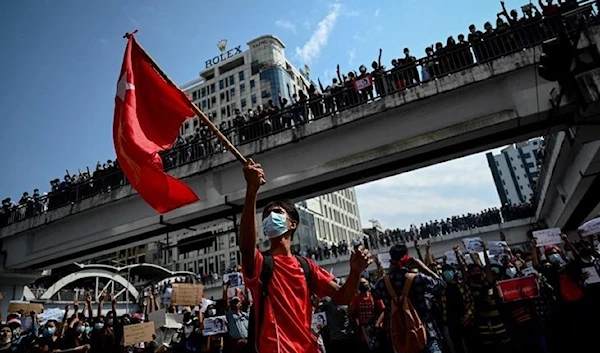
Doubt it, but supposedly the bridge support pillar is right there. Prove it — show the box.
[0,252,41,317]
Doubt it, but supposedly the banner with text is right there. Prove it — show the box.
[497,276,539,302]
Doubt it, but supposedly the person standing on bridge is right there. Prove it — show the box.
[240,159,372,353]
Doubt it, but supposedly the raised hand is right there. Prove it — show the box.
[243,158,265,192]
[349,247,372,273]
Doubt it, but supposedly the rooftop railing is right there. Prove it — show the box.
[1,3,596,228]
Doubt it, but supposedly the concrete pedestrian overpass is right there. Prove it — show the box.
[2,14,600,275]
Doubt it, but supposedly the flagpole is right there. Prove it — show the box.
[124,32,248,165]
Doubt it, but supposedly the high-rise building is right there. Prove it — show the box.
[178,34,309,137]
[486,138,542,205]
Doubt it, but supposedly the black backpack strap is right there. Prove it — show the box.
[257,253,274,333]
[295,255,313,296]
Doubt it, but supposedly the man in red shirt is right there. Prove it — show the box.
[240,159,372,353]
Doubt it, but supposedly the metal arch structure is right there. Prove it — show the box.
[40,269,139,301]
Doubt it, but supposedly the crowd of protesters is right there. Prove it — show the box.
[1,1,596,227]
[2,226,599,353]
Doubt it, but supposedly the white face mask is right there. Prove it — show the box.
[208,309,217,316]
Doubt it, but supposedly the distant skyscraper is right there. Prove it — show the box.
[486,138,542,205]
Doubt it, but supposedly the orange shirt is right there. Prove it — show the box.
[243,252,335,353]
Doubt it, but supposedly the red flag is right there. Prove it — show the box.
[113,35,199,213]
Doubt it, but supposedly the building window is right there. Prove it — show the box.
[523,152,531,158]
[240,83,245,93]
[230,88,236,98]
[250,80,256,89]
[219,80,225,90]
[201,87,206,97]
[239,71,245,81]
[211,96,216,104]
[241,98,247,108]
[221,107,226,117]
[220,92,225,102]
[202,100,207,109]
[261,90,269,98]
[210,83,216,94]
[251,94,257,105]
[229,75,235,85]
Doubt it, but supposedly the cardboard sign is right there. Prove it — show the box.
[123,322,155,346]
[532,228,563,247]
[171,284,203,306]
[7,302,44,314]
[497,276,539,302]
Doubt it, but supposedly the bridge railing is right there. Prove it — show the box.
[1,4,596,228]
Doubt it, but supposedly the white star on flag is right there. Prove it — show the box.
[117,73,135,101]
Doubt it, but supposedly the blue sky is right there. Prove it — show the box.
[0,0,528,229]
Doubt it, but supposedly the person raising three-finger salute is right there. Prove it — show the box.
[239,158,372,353]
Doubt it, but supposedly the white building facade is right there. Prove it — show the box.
[178,35,309,138]
[486,138,542,205]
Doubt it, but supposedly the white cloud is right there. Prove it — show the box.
[374,9,381,17]
[355,152,502,230]
[275,20,296,34]
[295,3,342,64]
[348,48,356,65]
[303,21,311,30]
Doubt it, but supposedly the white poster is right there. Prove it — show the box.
[462,237,484,253]
[583,267,600,285]
[444,251,458,265]
[579,217,600,237]
[311,312,327,330]
[488,241,508,256]
[38,308,64,325]
[377,253,391,269]
[532,228,563,247]
[202,316,228,336]
[224,272,245,299]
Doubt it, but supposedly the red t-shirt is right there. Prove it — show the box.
[243,252,335,353]
[350,293,384,326]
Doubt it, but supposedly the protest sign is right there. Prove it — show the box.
[497,276,539,302]
[224,272,245,298]
[377,253,391,269]
[444,251,458,265]
[462,237,484,252]
[488,241,508,256]
[582,267,600,285]
[202,316,228,336]
[171,283,203,306]
[123,322,155,346]
[148,309,183,329]
[312,312,327,330]
[579,217,600,237]
[532,228,562,247]
[38,308,64,325]
[7,302,44,314]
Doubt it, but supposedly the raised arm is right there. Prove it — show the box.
[240,159,265,277]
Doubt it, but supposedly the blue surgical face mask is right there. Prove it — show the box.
[548,253,562,265]
[43,327,56,337]
[84,326,92,335]
[76,326,85,334]
[505,268,517,278]
[442,270,455,281]
[94,323,104,331]
[262,212,289,238]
